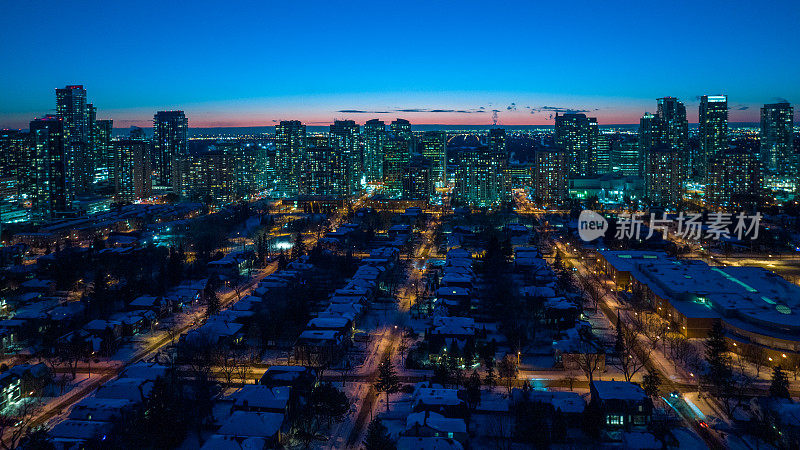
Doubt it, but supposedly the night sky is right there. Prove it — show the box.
[1,0,798,128]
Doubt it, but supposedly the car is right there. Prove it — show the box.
[669,391,681,399]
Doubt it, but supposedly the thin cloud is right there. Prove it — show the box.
[528,105,599,114]
[337,108,484,114]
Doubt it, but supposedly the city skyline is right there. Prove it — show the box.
[2,0,799,129]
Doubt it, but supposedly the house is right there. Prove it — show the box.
[49,420,114,449]
[554,328,605,371]
[0,372,21,410]
[128,296,168,316]
[68,397,135,423]
[121,362,168,381]
[590,381,653,430]
[510,388,586,420]
[412,387,467,418]
[216,411,284,446]
[403,411,468,443]
[259,366,317,397]
[229,385,291,415]
[94,377,153,403]
[294,329,346,366]
[428,316,476,355]
[9,363,51,397]
[200,435,268,450]
[306,317,352,335]
[397,436,464,450]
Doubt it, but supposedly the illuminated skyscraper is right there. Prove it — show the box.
[594,134,611,174]
[402,156,434,202]
[329,120,361,194]
[417,131,447,183]
[303,145,345,196]
[56,85,92,194]
[93,119,113,183]
[699,95,728,176]
[383,137,410,196]
[363,119,387,182]
[114,135,152,201]
[390,118,413,149]
[453,146,508,207]
[554,113,599,176]
[488,128,507,155]
[0,130,26,199]
[760,102,795,175]
[153,110,188,187]
[275,120,306,196]
[639,98,689,178]
[706,147,762,211]
[29,116,68,219]
[533,146,567,207]
[610,137,639,176]
[657,97,689,175]
[645,145,683,207]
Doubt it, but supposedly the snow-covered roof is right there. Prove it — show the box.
[217,411,284,438]
[591,381,648,402]
[397,436,463,450]
[407,411,466,434]
[413,387,463,408]
[200,435,267,450]
[50,420,113,441]
[230,385,290,411]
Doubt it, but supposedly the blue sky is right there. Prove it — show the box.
[1,0,798,128]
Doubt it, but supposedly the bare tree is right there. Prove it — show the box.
[612,324,651,382]
[742,345,769,378]
[0,399,42,450]
[570,340,605,384]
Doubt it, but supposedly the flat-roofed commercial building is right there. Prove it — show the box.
[598,250,800,359]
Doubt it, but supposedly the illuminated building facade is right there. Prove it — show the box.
[453,146,508,207]
[554,113,599,176]
[275,120,306,196]
[533,146,567,207]
[329,120,361,194]
[363,119,386,182]
[760,102,795,176]
[153,110,188,187]
[698,95,728,177]
[645,145,683,207]
[418,131,447,184]
[706,147,762,211]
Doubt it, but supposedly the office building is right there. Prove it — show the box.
[760,102,795,175]
[610,137,639,176]
[594,134,611,174]
[153,110,188,187]
[698,95,728,176]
